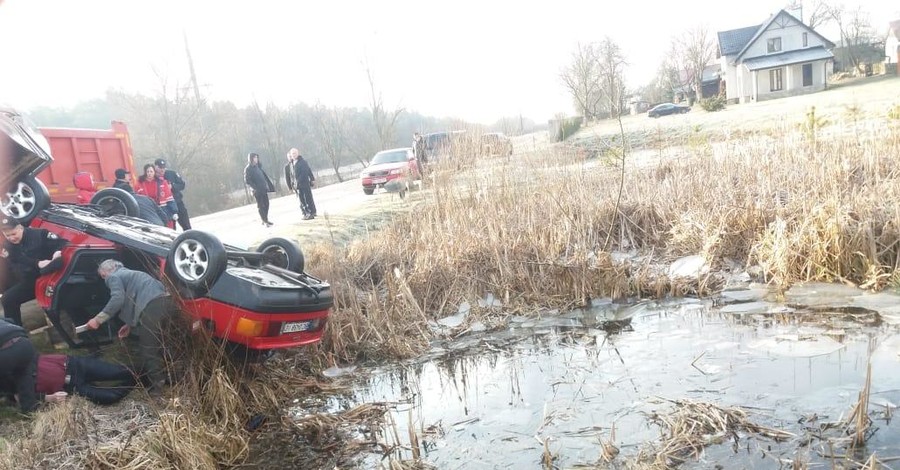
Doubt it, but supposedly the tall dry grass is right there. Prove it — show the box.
[310,112,900,363]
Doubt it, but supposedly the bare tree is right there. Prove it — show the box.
[803,0,833,29]
[311,104,347,182]
[671,25,715,104]
[364,57,404,150]
[596,37,628,118]
[829,3,876,73]
[560,42,603,121]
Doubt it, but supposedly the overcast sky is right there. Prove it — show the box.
[0,0,896,123]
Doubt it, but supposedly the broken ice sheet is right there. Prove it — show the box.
[748,335,846,358]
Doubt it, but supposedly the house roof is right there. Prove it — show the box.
[741,46,834,71]
[734,10,835,62]
[717,25,760,56]
[890,20,900,40]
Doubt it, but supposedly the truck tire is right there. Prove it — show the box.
[166,230,227,296]
[256,237,304,273]
[90,187,140,217]
[0,176,50,225]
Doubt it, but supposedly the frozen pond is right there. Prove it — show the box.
[307,283,900,468]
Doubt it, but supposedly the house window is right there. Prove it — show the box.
[770,68,784,91]
[802,63,813,86]
[802,32,808,47]
[767,37,782,53]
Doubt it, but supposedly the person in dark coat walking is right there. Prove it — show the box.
[1,219,68,326]
[244,153,275,226]
[0,321,67,412]
[154,159,191,230]
[287,148,317,219]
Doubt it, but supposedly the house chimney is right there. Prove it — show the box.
[786,1,803,22]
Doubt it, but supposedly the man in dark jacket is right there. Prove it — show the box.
[287,148,317,219]
[113,168,134,193]
[244,152,275,226]
[154,159,191,230]
[1,219,68,326]
[0,321,66,412]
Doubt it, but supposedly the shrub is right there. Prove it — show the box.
[555,117,583,142]
[699,96,726,112]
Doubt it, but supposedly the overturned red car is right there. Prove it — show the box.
[1,107,333,359]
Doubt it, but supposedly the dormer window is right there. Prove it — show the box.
[767,37,782,53]
[802,32,808,47]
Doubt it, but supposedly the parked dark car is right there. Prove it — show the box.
[648,103,691,118]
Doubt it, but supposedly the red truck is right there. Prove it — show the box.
[36,121,137,204]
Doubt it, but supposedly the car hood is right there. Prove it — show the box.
[364,162,407,174]
[1,108,54,187]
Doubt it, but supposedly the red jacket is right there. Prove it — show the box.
[136,176,175,205]
[73,172,96,205]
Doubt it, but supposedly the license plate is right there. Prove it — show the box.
[372,177,387,184]
[281,321,313,334]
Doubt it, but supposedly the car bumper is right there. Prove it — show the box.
[182,297,330,350]
[362,173,403,188]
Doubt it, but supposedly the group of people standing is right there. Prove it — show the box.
[113,159,192,231]
[243,148,317,226]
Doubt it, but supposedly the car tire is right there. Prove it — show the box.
[90,187,140,217]
[166,230,227,296]
[1,175,50,225]
[363,187,374,195]
[256,237,304,273]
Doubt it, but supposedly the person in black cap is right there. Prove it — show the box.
[113,168,134,193]
[1,219,68,326]
[153,159,191,230]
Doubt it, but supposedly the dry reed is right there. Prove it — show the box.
[309,114,900,363]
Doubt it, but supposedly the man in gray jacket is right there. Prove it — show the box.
[82,260,176,393]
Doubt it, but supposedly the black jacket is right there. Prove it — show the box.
[113,179,134,193]
[285,157,315,190]
[0,320,26,348]
[1,228,68,279]
[244,163,275,194]
[162,168,186,199]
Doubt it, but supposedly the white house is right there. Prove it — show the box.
[887,20,900,75]
[716,9,835,104]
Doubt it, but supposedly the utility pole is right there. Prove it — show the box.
[183,31,203,106]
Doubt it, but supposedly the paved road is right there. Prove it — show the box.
[192,179,371,249]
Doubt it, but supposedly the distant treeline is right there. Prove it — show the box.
[27,91,540,216]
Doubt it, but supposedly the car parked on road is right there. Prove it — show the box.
[480,132,513,156]
[648,103,691,118]
[360,147,419,196]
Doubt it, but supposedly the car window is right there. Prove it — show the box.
[371,150,409,165]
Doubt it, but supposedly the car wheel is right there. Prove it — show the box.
[1,175,50,224]
[363,187,374,195]
[90,187,139,217]
[256,237,304,273]
[166,230,227,295]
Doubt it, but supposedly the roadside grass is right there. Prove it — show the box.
[308,108,900,363]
